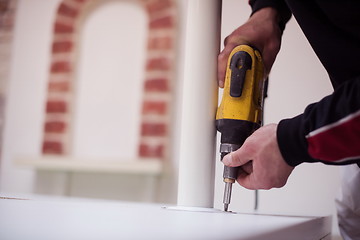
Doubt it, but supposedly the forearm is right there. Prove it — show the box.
[249,0,292,31]
[278,77,360,166]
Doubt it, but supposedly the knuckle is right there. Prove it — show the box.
[275,179,286,188]
[218,52,225,61]
[261,183,272,190]
[223,36,229,46]
[270,177,286,189]
[229,153,240,165]
[242,142,257,155]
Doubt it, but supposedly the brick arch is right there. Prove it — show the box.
[43,0,177,161]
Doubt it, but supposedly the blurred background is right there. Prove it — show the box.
[0,0,342,238]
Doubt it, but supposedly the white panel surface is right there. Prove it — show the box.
[0,196,332,240]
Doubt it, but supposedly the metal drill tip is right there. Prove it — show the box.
[223,182,232,212]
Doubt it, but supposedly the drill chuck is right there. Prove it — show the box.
[220,143,241,180]
[220,143,240,212]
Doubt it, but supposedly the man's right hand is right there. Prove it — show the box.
[218,7,283,88]
[222,124,294,190]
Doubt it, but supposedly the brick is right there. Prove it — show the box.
[0,1,9,12]
[142,101,167,115]
[141,122,166,136]
[149,15,173,29]
[139,143,164,158]
[148,36,172,50]
[58,2,78,18]
[146,0,172,13]
[144,78,169,92]
[0,9,15,30]
[48,81,71,92]
[42,141,63,154]
[51,61,71,73]
[45,121,66,133]
[146,58,170,71]
[54,22,74,33]
[52,41,73,53]
[46,100,67,113]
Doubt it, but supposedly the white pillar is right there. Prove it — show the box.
[177,0,222,208]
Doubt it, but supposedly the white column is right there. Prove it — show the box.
[177,0,222,208]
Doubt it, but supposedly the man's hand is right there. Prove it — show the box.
[222,124,294,190]
[218,7,283,88]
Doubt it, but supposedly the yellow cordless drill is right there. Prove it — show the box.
[216,45,266,211]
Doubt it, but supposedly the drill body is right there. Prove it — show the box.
[216,45,265,211]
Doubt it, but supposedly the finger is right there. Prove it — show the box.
[222,146,252,167]
[223,35,230,47]
[217,36,253,88]
[236,172,256,190]
[241,161,253,174]
[217,46,233,88]
[235,162,255,190]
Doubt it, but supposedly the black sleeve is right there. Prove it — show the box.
[277,76,360,167]
[249,0,292,31]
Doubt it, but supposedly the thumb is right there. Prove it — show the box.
[222,147,251,167]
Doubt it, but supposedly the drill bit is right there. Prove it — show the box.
[223,179,234,211]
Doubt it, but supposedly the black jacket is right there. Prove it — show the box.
[249,0,360,167]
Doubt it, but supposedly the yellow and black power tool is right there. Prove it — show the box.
[216,45,266,211]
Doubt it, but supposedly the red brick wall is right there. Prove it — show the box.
[42,0,177,161]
